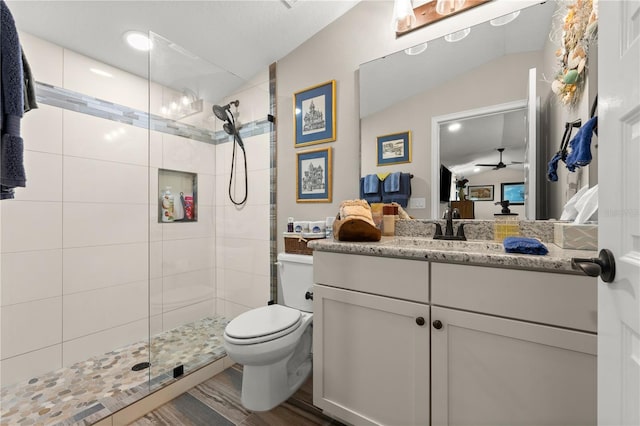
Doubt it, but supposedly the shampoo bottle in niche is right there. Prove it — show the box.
[161,187,175,222]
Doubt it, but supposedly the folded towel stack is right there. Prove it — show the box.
[382,172,411,207]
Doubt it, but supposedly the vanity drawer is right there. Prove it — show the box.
[431,263,597,332]
[313,251,428,303]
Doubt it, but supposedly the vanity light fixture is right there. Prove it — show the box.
[444,27,471,42]
[392,0,416,33]
[123,31,153,51]
[435,0,466,16]
[490,11,521,26]
[404,42,428,55]
[394,0,489,37]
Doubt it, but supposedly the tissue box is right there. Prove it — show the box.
[554,223,597,250]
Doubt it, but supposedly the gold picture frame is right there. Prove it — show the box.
[296,147,332,203]
[293,80,336,147]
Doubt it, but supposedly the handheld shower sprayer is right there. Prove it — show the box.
[213,100,247,205]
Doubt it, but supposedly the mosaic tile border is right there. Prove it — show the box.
[35,82,271,145]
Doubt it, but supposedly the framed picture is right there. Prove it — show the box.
[501,181,525,205]
[467,185,494,201]
[293,80,336,147]
[296,147,332,203]
[377,131,412,166]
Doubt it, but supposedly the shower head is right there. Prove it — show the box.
[212,100,240,121]
[223,122,235,136]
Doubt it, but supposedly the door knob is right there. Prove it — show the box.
[432,320,443,330]
[571,248,616,283]
[416,317,425,326]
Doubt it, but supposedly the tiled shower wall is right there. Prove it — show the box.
[0,31,271,388]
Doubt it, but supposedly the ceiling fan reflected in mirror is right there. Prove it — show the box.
[475,148,523,170]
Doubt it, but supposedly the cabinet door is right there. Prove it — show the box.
[313,284,429,426]
[431,306,597,426]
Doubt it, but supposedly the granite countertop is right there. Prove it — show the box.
[307,236,597,274]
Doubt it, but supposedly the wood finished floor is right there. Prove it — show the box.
[131,365,344,426]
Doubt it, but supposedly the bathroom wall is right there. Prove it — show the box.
[276,0,540,253]
[464,168,526,219]
[0,31,271,387]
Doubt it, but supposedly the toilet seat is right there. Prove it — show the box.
[225,305,302,345]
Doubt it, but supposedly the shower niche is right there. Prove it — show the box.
[158,168,198,223]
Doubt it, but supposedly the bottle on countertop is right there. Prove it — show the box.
[161,187,175,222]
[382,205,396,236]
[287,217,294,232]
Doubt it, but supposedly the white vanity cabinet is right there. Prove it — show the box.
[430,263,597,426]
[311,250,597,426]
[312,251,430,426]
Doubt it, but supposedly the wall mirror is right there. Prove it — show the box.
[359,0,596,220]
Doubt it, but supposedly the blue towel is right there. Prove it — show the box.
[363,174,379,194]
[381,172,411,207]
[360,177,382,203]
[384,172,401,192]
[547,151,562,182]
[565,116,597,172]
[503,237,549,255]
[1,0,26,200]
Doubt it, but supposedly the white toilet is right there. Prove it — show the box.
[223,252,314,412]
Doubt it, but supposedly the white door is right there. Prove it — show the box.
[525,67,538,219]
[598,1,640,425]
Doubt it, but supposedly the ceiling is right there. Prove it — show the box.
[7,0,360,103]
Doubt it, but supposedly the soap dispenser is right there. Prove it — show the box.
[161,187,175,222]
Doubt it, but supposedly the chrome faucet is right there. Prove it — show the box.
[432,208,467,241]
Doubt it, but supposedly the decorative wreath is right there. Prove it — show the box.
[551,0,598,108]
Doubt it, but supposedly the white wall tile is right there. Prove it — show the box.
[162,269,215,313]
[63,157,148,204]
[221,269,270,310]
[63,243,148,295]
[149,278,163,317]
[162,237,214,276]
[62,318,148,367]
[149,242,163,280]
[222,204,270,241]
[221,300,251,321]
[157,206,214,241]
[149,132,163,169]
[21,104,63,155]
[197,174,215,207]
[150,313,163,337]
[245,133,270,172]
[162,299,215,332]
[219,238,270,276]
[63,203,147,248]
[18,32,63,87]
[1,297,62,359]
[1,201,62,253]
[246,168,270,206]
[63,280,148,341]
[2,250,62,305]
[13,151,63,202]
[63,50,148,112]
[0,344,62,386]
[162,134,215,175]
[63,110,148,166]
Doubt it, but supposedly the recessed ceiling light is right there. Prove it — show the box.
[444,27,471,42]
[124,31,152,51]
[490,11,520,27]
[448,122,461,132]
[405,42,428,56]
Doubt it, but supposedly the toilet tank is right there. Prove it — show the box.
[277,252,313,313]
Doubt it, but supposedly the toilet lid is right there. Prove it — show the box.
[225,305,301,340]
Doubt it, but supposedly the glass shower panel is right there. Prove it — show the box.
[147,32,246,390]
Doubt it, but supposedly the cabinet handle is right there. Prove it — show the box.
[415,317,425,326]
[432,320,443,330]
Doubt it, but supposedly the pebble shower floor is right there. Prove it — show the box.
[0,316,229,425]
